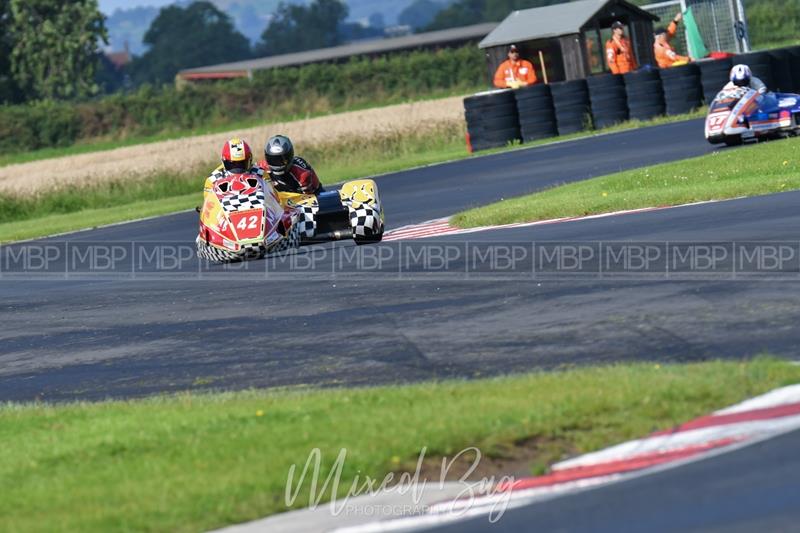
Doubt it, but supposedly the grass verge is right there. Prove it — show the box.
[0,87,478,168]
[453,135,800,228]
[1,358,798,533]
[0,108,707,243]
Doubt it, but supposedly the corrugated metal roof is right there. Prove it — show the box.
[179,23,497,77]
[479,0,657,49]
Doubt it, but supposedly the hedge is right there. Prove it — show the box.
[0,45,485,156]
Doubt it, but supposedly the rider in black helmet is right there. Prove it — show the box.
[260,135,323,195]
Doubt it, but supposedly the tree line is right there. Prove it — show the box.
[1,0,796,106]
[0,0,380,104]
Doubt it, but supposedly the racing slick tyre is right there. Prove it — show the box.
[349,204,384,245]
[698,57,733,104]
[266,222,302,255]
[196,237,267,263]
[723,135,743,147]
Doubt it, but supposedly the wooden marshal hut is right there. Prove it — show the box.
[479,0,659,84]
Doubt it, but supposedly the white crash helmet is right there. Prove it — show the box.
[730,64,752,87]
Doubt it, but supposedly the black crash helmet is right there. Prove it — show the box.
[264,135,294,176]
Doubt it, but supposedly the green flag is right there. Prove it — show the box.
[683,7,709,59]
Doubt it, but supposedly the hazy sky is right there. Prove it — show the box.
[98,0,175,15]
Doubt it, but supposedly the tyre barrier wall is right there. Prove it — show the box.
[587,74,628,129]
[698,57,733,104]
[464,48,800,151]
[660,63,704,116]
[550,79,592,135]
[624,69,666,121]
[464,90,521,152]
[789,46,800,94]
[514,84,558,142]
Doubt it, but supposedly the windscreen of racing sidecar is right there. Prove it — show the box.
[214,173,261,195]
[710,87,750,113]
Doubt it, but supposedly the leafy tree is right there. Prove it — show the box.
[0,0,19,103]
[131,1,251,85]
[745,0,800,48]
[399,0,445,30]
[256,0,348,56]
[425,0,567,31]
[7,0,107,100]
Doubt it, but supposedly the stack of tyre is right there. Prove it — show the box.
[767,48,795,93]
[624,69,665,121]
[697,57,733,104]
[514,84,558,142]
[463,90,521,152]
[789,46,800,93]
[550,79,592,135]
[587,74,628,129]
[660,63,704,116]
[735,51,775,92]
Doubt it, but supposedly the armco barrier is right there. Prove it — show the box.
[587,74,628,129]
[660,63,704,116]
[463,90,520,152]
[514,84,558,142]
[464,50,798,151]
[550,79,591,135]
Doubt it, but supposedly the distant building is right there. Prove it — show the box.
[176,23,497,84]
[105,42,132,70]
[480,0,658,83]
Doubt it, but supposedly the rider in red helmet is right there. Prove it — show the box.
[210,138,264,181]
[259,135,323,195]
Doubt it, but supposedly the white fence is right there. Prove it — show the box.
[642,0,751,55]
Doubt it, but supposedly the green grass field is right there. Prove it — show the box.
[0,110,708,244]
[1,358,797,533]
[453,136,800,228]
[0,88,478,168]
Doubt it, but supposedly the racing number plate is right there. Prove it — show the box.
[707,111,729,133]
[230,209,264,240]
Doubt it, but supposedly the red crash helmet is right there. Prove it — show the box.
[221,138,253,173]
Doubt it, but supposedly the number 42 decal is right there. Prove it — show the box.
[236,215,259,230]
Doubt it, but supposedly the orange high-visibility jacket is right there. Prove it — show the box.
[493,59,538,88]
[655,21,691,68]
[605,36,637,74]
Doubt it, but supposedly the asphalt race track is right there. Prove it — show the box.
[428,427,800,533]
[3,117,800,402]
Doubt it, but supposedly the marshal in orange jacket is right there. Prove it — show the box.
[605,36,637,74]
[493,59,538,88]
[655,21,691,68]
